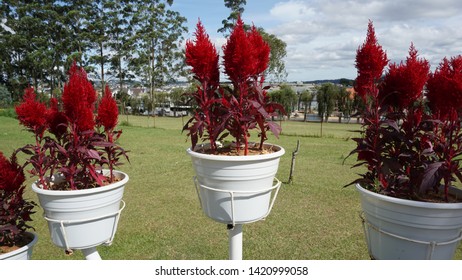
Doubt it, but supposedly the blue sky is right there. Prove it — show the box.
[172,0,462,82]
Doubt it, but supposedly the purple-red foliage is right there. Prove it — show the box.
[347,21,462,202]
[0,152,36,247]
[15,63,127,190]
[184,20,222,151]
[425,55,462,200]
[96,85,127,182]
[184,18,283,155]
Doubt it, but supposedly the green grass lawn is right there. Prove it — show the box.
[2,115,460,260]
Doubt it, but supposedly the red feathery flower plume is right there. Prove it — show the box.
[62,62,96,132]
[222,18,270,84]
[248,25,270,76]
[97,85,119,132]
[185,20,220,85]
[427,55,462,120]
[380,43,430,108]
[0,152,25,192]
[15,87,48,137]
[222,18,253,83]
[354,20,388,101]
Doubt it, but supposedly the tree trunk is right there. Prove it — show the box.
[320,119,323,138]
[100,41,105,92]
[150,38,156,127]
[118,56,123,96]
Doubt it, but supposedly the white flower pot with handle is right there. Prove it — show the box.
[31,170,128,252]
[0,232,38,260]
[356,184,462,259]
[187,143,285,225]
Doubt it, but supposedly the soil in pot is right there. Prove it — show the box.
[373,188,462,204]
[46,174,123,191]
[0,233,34,255]
[194,143,280,156]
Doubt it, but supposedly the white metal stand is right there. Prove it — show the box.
[194,177,282,260]
[228,224,243,260]
[81,247,102,260]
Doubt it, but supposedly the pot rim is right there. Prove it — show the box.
[31,169,129,196]
[356,183,462,209]
[187,143,285,161]
[0,231,38,259]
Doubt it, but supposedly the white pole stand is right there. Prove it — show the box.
[228,224,243,260]
[81,247,102,260]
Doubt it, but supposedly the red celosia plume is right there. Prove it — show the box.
[222,18,270,84]
[354,20,388,101]
[15,87,48,137]
[97,85,119,132]
[380,43,430,108]
[185,20,220,85]
[248,25,270,76]
[427,55,462,120]
[0,152,25,192]
[62,62,96,132]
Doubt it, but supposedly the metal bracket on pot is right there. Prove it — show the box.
[193,176,282,227]
[359,211,462,259]
[43,200,126,254]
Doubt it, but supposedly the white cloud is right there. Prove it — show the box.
[263,0,462,81]
[178,0,462,81]
[270,0,317,21]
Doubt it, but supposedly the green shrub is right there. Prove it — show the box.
[0,108,17,118]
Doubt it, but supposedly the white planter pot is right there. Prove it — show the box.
[187,143,285,224]
[0,232,38,260]
[356,184,462,259]
[31,170,128,251]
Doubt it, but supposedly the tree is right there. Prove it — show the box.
[1,0,93,99]
[1,0,189,105]
[217,0,246,34]
[61,0,94,64]
[339,78,354,87]
[115,89,130,114]
[317,83,338,122]
[129,0,187,116]
[337,87,354,123]
[0,84,12,108]
[169,86,189,116]
[84,0,137,93]
[270,84,297,119]
[85,0,110,91]
[300,89,313,121]
[106,0,136,94]
[258,28,287,82]
[1,0,50,97]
